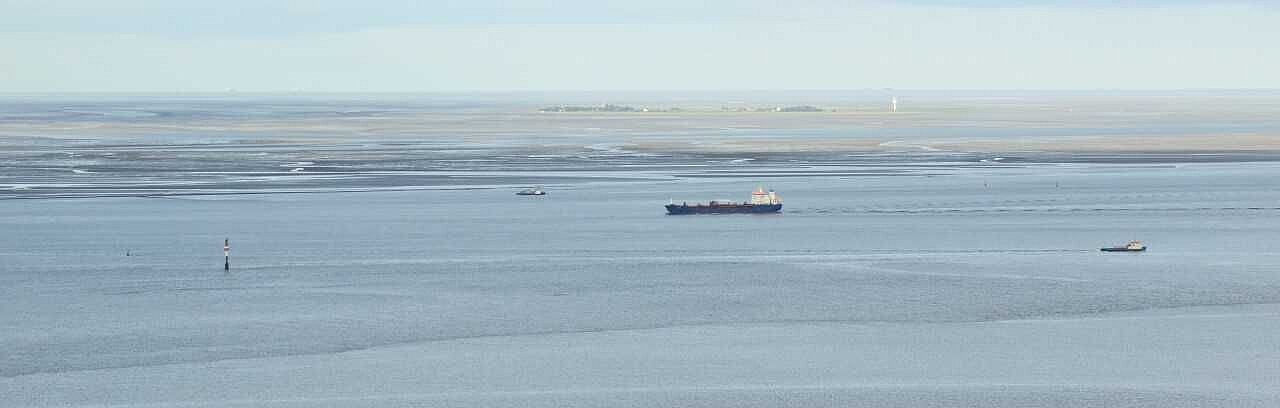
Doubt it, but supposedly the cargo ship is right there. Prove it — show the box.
[666,187,782,215]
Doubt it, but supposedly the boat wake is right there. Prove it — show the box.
[797,206,1280,215]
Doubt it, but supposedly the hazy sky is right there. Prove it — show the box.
[2,1,1276,92]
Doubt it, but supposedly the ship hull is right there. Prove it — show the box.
[1100,247,1146,252]
[665,204,782,215]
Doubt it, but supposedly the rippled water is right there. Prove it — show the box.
[4,160,1280,407]
[3,96,1280,407]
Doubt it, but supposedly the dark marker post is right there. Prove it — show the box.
[224,238,230,270]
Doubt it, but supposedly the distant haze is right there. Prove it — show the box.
[2,0,1278,92]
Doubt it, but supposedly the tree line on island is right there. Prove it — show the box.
[538,104,825,113]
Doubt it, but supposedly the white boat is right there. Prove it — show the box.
[516,187,546,196]
[1101,240,1146,252]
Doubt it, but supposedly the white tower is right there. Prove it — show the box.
[890,96,898,113]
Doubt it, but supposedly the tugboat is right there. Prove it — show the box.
[1101,240,1146,252]
[666,186,782,215]
[516,186,546,196]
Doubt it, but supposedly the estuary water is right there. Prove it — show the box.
[3,95,1280,407]
[5,162,1280,407]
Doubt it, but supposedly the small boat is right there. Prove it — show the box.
[516,187,546,196]
[1101,240,1146,252]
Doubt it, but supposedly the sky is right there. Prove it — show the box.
[1,0,1277,92]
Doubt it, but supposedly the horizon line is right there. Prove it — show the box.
[3,88,1280,96]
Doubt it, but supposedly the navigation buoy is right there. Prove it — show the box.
[223,238,230,271]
